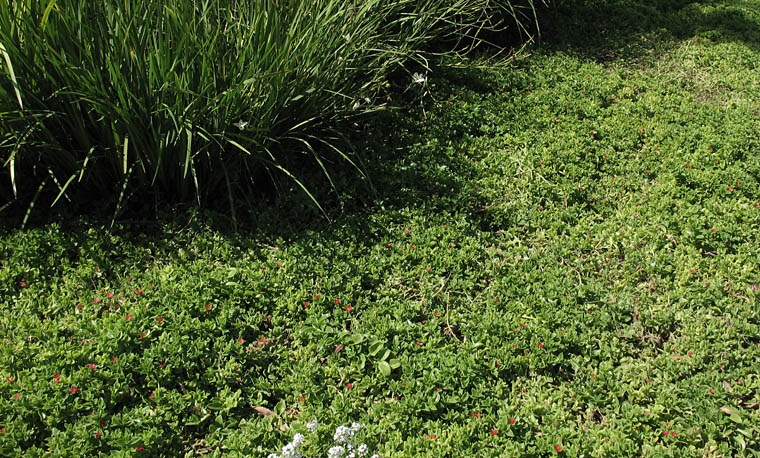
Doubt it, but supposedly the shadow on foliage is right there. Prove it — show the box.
[540,0,760,60]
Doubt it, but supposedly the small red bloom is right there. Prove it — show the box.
[709,389,715,394]
[663,430,670,436]
[88,364,96,370]
[494,361,500,367]
[205,304,211,310]
[509,418,515,425]
[259,337,267,343]
[237,337,244,343]
[20,281,26,287]
[125,315,132,321]
[449,243,456,248]
[13,393,20,400]
[690,269,696,273]
[591,373,597,378]
[316,295,322,299]
[107,293,114,299]
[77,304,83,310]
[672,432,679,437]
[434,311,440,317]
[415,341,422,346]
[93,299,101,304]
[96,432,101,438]
[538,343,544,349]
[137,289,143,294]
[434,388,441,392]
[54,373,61,378]
[111,356,117,362]
[137,446,143,452]
[140,333,147,338]
[554,445,563,451]
[71,386,78,393]
[346,383,353,389]
[345,305,353,312]
[7,377,13,382]
[156,317,164,322]
[299,396,306,403]
[334,299,340,305]
[304,301,310,307]
[491,429,498,435]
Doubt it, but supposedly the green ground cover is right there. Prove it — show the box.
[2,0,760,456]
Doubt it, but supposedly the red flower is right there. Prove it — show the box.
[434,311,440,317]
[711,228,717,232]
[299,396,306,403]
[137,289,143,294]
[205,304,211,310]
[107,293,114,299]
[126,315,132,321]
[709,389,715,394]
[334,299,340,305]
[237,337,244,343]
[93,299,101,304]
[509,418,516,425]
[538,343,544,349]
[20,281,26,287]
[259,338,267,343]
[156,317,164,322]
[304,301,310,307]
[137,446,143,452]
[88,364,96,370]
[663,430,670,436]
[316,295,322,300]
[54,373,61,379]
[77,304,83,310]
[0,427,4,434]
[554,445,563,451]
[95,432,101,438]
[346,383,353,389]
[591,373,597,378]
[672,432,679,437]
[111,356,117,362]
[140,333,147,338]
[494,361,500,367]
[71,386,78,393]
[434,388,441,392]
[7,377,13,382]
[13,393,20,400]
[491,429,498,435]
[345,305,353,312]
[415,341,422,346]
[690,269,696,273]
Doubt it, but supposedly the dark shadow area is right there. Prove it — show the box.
[539,0,760,60]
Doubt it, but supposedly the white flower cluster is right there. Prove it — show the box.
[268,420,378,458]
[268,432,305,458]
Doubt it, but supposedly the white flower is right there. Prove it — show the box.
[307,419,318,432]
[412,72,427,84]
[328,445,346,458]
[292,433,305,447]
[334,425,353,443]
[357,444,368,456]
[352,101,361,110]
[280,441,301,458]
[267,454,279,458]
[350,422,362,432]
[234,119,249,130]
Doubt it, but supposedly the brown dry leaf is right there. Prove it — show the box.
[333,344,345,355]
[671,354,683,360]
[723,381,734,392]
[743,402,759,409]
[720,406,735,415]
[253,406,275,417]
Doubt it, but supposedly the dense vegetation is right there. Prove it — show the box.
[0,0,541,219]
[2,0,760,456]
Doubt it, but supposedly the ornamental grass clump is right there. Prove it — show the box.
[0,0,541,221]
